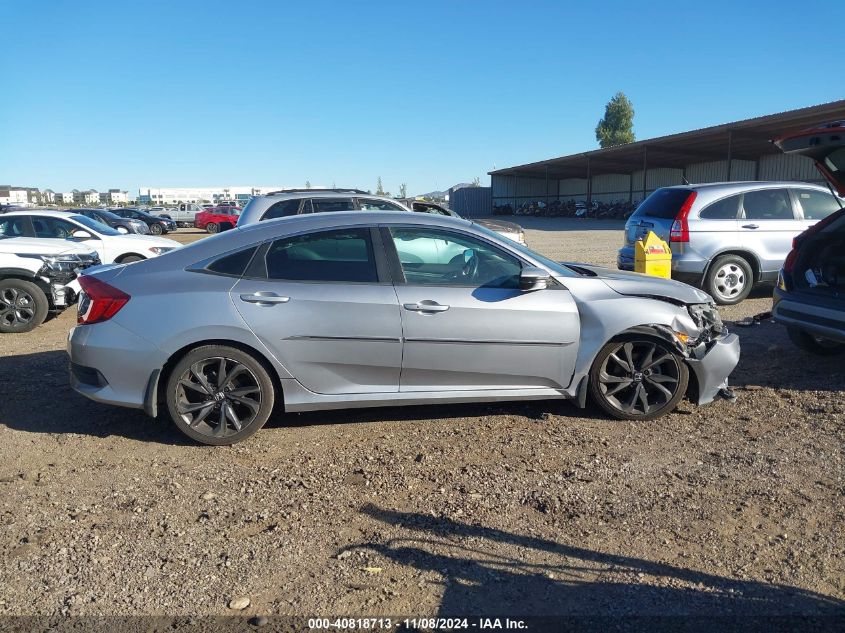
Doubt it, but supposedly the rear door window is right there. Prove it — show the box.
[793,189,842,220]
[741,189,794,220]
[311,198,356,213]
[264,228,378,282]
[636,188,693,219]
[699,194,740,220]
[0,216,31,237]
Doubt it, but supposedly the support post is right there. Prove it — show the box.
[642,146,648,200]
[726,130,733,181]
[586,157,592,206]
[544,165,550,207]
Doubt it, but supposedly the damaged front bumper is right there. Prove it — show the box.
[686,332,741,405]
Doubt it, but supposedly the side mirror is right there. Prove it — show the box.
[519,266,550,291]
[71,229,93,239]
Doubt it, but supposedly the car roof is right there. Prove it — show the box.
[662,181,833,193]
[4,209,87,218]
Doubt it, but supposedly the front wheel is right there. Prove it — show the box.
[149,223,163,235]
[787,327,845,356]
[589,336,689,420]
[165,345,276,445]
[0,279,49,334]
[206,222,219,234]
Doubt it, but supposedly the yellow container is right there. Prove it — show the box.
[634,231,672,279]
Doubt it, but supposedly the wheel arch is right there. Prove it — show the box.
[116,253,147,263]
[704,249,761,282]
[150,338,285,418]
[576,323,698,407]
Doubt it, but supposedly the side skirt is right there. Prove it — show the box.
[281,379,571,412]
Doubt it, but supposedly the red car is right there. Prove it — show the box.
[194,206,241,233]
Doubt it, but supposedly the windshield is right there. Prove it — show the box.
[70,214,121,236]
[472,223,577,277]
[96,210,122,221]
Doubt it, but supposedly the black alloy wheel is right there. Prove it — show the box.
[589,336,689,420]
[0,279,49,333]
[166,345,275,445]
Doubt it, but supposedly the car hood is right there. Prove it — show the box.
[562,262,712,304]
[0,237,98,257]
[116,234,181,248]
[475,218,523,234]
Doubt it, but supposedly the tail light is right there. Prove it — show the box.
[669,191,698,243]
[77,275,130,324]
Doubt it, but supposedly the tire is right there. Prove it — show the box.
[206,222,219,234]
[704,255,753,305]
[149,223,163,235]
[165,345,276,445]
[120,255,144,264]
[787,326,845,356]
[589,335,689,421]
[0,279,49,334]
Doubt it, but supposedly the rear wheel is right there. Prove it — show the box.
[119,255,144,264]
[149,223,163,235]
[787,327,845,356]
[589,335,689,421]
[0,279,49,334]
[206,222,219,234]
[705,255,753,305]
[165,345,275,445]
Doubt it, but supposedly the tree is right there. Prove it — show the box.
[305,180,311,189]
[376,177,385,196]
[595,92,635,148]
[398,183,407,198]
[471,177,481,187]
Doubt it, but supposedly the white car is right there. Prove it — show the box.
[0,223,101,333]
[3,210,180,264]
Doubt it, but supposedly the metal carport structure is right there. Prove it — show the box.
[489,99,845,211]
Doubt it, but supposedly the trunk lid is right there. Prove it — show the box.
[775,121,845,196]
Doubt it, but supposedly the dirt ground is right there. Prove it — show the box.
[0,218,843,623]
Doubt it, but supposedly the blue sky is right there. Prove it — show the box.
[0,0,841,196]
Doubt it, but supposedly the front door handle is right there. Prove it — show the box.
[403,301,450,313]
[742,223,760,229]
[240,292,290,305]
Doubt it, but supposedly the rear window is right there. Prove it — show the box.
[636,188,693,219]
[794,189,842,221]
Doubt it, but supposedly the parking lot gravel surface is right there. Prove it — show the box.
[1,219,843,620]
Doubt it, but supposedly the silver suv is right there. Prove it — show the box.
[617,181,843,304]
[237,189,411,225]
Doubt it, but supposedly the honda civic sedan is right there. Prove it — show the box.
[68,212,739,445]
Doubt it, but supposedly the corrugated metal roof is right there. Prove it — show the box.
[490,100,845,179]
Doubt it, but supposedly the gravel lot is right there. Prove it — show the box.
[1,219,843,622]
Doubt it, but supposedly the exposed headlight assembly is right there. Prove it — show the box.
[148,247,175,255]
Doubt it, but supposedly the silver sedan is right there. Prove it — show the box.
[68,212,740,445]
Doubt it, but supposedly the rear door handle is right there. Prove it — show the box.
[403,301,450,313]
[742,223,759,229]
[240,292,290,305]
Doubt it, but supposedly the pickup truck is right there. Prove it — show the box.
[152,203,204,227]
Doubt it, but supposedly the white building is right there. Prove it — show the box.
[57,192,75,205]
[41,189,56,204]
[72,190,100,205]
[99,189,129,205]
[138,186,287,206]
[0,188,29,205]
